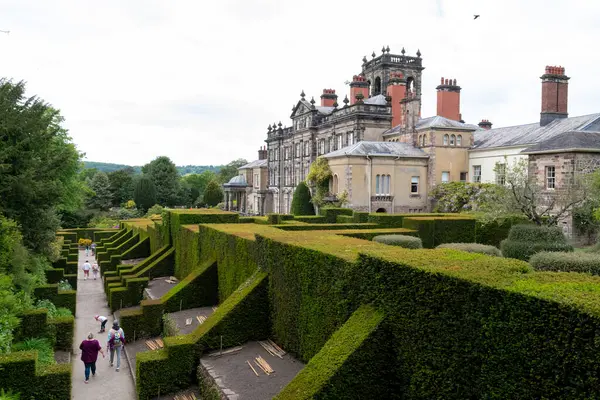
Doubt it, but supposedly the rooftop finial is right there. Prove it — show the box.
[300,90,305,99]
[381,46,386,54]
[278,121,282,128]
[362,55,367,63]
[416,49,421,57]
[371,51,376,58]
[343,95,349,107]
[386,45,390,53]
[401,47,406,55]
[267,124,272,132]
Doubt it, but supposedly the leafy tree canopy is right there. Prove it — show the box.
[86,171,112,211]
[142,156,181,207]
[107,167,135,207]
[218,158,248,184]
[202,180,224,207]
[133,175,157,213]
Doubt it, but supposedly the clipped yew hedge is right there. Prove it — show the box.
[373,234,423,249]
[402,217,476,248]
[121,236,150,260]
[530,252,600,274]
[436,242,502,257]
[34,284,76,314]
[320,207,353,223]
[501,224,573,261]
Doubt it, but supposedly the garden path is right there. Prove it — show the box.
[71,248,136,400]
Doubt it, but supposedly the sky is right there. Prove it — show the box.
[1,0,599,166]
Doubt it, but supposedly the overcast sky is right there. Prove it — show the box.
[2,0,599,166]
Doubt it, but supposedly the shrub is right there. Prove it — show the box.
[162,314,179,337]
[202,180,223,207]
[145,204,165,218]
[134,176,157,213]
[372,234,423,249]
[12,338,54,367]
[0,389,20,400]
[291,182,315,216]
[436,243,502,257]
[57,279,72,292]
[501,224,573,261]
[530,252,600,274]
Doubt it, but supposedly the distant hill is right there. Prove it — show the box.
[83,161,221,176]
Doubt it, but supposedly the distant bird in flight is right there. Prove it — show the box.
[473,15,480,20]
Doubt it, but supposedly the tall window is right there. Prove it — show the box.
[338,135,343,149]
[254,173,259,188]
[443,134,449,146]
[375,174,380,195]
[441,171,450,183]
[304,142,309,156]
[295,143,301,158]
[319,140,325,155]
[546,166,556,189]
[495,163,506,185]
[450,135,456,146]
[333,174,339,194]
[421,134,427,146]
[457,135,462,146]
[460,172,467,182]
[473,165,481,183]
[411,176,419,193]
[418,135,422,146]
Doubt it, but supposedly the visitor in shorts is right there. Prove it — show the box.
[91,262,99,280]
[107,320,125,372]
[80,332,105,384]
[82,260,91,280]
[95,315,108,333]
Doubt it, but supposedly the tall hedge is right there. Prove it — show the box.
[501,224,574,261]
[291,181,315,216]
[134,175,157,213]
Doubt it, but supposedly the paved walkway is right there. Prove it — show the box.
[72,249,136,400]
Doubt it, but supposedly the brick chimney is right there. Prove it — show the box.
[320,89,337,107]
[540,65,569,126]
[349,75,369,105]
[436,77,461,121]
[386,72,407,128]
[478,119,492,130]
[258,146,267,160]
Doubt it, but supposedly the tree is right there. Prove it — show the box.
[291,181,315,215]
[0,79,82,254]
[86,172,112,211]
[142,156,180,206]
[181,170,216,203]
[429,182,507,213]
[202,180,224,207]
[107,167,135,207]
[218,159,248,184]
[499,158,591,226]
[306,157,332,208]
[133,176,157,213]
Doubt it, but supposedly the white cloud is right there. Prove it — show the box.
[1,0,598,165]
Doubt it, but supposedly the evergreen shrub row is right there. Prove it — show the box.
[373,234,423,249]
[530,252,600,274]
[401,217,476,248]
[501,225,574,261]
[436,242,502,257]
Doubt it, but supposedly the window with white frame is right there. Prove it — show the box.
[254,173,259,188]
[546,166,556,189]
[457,135,462,146]
[450,134,456,146]
[304,141,309,156]
[443,134,449,146]
[441,171,450,183]
[318,139,325,155]
[473,165,481,183]
[375,174,391,195]
[495,163,506,185]
[295,143,300,158]
[338,135,343,149]
[411,176,419,193]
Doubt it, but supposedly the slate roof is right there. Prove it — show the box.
[239,159,267,169]
[383,115,479,135]
[521,131,600,154]
[224,175,248,187]
[473,113,600,150]
[364,94,388,105]
[323,141,428,159]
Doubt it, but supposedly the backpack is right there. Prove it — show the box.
[112,330,122,347]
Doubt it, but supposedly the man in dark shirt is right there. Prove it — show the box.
[79,332,105,383]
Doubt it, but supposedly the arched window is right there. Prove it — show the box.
[333,174,339,194]
[457,135,462,146]
[422,134,427,146]
[386,175,391,195]
[443,134,449,146]
[373,77,382,95]
[418,135,422,146]
[406,77,415,94]
[450,135,456,146]
[375,174,380,195]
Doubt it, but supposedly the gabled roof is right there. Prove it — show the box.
[473,113,600,150]
[323,141,428,159]
[521,131,600,154]
[239,159,268,169]
[382,115,479,135]
[291,99,335,118]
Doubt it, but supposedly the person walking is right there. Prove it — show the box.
[107,320,125,372]
[94,315,108,333]
[79,332,105,384]
[82,260,91,280]
[91,241,97,256]
[91,262,99,280]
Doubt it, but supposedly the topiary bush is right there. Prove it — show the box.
[291,181,315,216]
[436,243,502,257]
[372,234,423,249]
[501,224,573,261]
[530,252,600,274]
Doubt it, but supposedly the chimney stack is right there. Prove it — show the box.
[540,65,569,126]
[258,146,267,160]
[349,75,369,105]
[320,89,337,107]
[386,72,407,128]
[436,77,461,121]
[478,119,492,130]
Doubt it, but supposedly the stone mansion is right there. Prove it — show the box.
[223,48,600,231]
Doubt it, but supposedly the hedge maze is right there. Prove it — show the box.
[20,210,600,399]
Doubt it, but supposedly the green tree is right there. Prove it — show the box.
[306,156,332,208]
[0,79,82,254]
[218,159,248,184]
[133,176,157,213]
[86,172,112,211]
[291,181,315,215]
[181,170,216,203]
[202,180,224,207]
[107,167,135,207]
[142,156,180,206]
